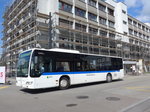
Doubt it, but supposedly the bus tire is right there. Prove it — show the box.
[59,77,70,90]
[106,74,112,83]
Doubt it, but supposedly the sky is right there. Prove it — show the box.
[0,0,150,53]
[118,0,150,23]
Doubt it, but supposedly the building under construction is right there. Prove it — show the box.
[2,0,150,76]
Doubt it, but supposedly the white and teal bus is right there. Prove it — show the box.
[16,48,124,89]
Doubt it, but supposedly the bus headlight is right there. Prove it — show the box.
[26,81,33,85]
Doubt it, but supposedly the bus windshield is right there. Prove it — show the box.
[17,51,32,77]
[30,50,52,77]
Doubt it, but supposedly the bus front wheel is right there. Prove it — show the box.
[106,74,112,83]
[59,77,70,90]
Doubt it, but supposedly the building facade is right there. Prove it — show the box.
[2,0,150,76]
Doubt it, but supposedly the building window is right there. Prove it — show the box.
[99,17,106,25]
[98,3,106,12]
[142,26,145,31]
[146,28,149,32]
[59,1,72,13]
[89,27,98,35]
[88,12,97,22]
[59,18,73,28]
[122,10,126,14]
[139,33,142,38]
[75,23,86,32]
[138,23,141,29]
[139,42,142,46]
[108,21,115,28]
[75,7,86,18]
[135,41,139,45]
[109,33,115,38]
[129,29,133,35]
[134,31,137,36]
[100,30,107,37]
[108,8,114,16]
[10,24,14,30]
[133,21,137,27]
[88,0,96,7]
[123,21,127,25]
[128,18,132,25]
[143,34,145,39]
[147,36,149,40]
[16,20,19,26]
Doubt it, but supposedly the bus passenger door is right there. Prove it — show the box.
[73,62,88,84]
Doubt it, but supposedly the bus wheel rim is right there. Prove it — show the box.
[60,79,68,87]
[107,75,112,82]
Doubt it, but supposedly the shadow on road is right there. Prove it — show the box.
[20,87,60,94]
[20,79,122,94]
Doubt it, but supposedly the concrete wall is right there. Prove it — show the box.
[106,0,129,43]
[115,2,129,42]
[37,0,58,15]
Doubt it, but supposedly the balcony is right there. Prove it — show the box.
[88,5,97,15]
[60,0,73,4]
[75,0,86,9]
[108,15,115,22]
[99,10,106,18]
[59,10,73,18]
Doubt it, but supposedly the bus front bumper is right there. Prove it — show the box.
[16,78,35,89]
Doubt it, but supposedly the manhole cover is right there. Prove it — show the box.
[66,104,77,107]
[77,96,89,99]
[106,97,120,101]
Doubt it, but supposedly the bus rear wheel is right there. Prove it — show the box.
[106,74,112,83]
[59,77,70,90]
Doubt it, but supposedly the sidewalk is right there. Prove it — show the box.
[0,77,16,86]
[5,77,16,85]
[124,72,150,79]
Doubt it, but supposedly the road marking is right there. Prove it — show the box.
[0,86,9,90]
[125,86,150,92]
[121,98,150,112]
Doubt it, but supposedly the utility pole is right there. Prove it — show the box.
[49,12,52,49]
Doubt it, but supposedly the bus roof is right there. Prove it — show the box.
[21,48,122,59]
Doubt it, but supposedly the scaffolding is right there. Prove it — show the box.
[2,0,39,76]
[52,12,150,61]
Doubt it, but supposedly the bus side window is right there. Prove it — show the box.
[76,62,81,71]
[75,62,86,71]
[63,62,70,71]
[56,62,70,72]
[90,59,97,71]
[56,63,64,72]
[44,58,52,72]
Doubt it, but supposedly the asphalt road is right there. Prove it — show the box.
[0,74,150,112]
